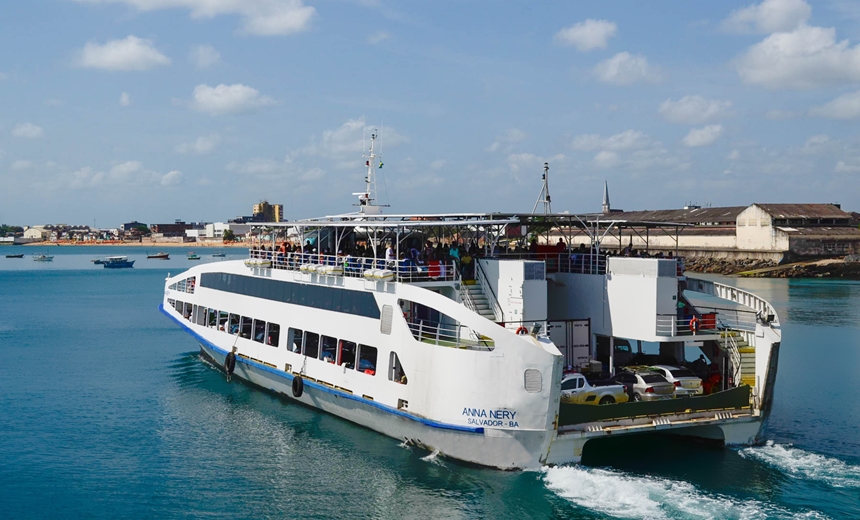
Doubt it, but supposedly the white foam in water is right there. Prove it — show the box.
[420,448,445,466]
[543,465,827,519]
[740,441,860,489]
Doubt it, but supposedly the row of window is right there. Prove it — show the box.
[200,272,381,319]
[169,276,196,294]
[172,299,280,346]
[169,298,406,383]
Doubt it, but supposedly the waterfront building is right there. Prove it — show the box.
[252,201,283,223]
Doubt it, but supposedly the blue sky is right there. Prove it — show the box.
[2,0,860,227]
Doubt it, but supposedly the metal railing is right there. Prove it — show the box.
[495,253,607,275]
[722,332,743,387]
[655,314,720,336]
[406,319,493,351]
[686,278,780,327]
[247,250,459,283]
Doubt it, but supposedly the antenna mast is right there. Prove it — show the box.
[354,131,384,215]
[532,162,552,214]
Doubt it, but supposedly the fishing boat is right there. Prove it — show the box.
[161,134,781,469]
[212,253,226,258]
[148,252,170,260]
[33,254,54,261]
[187,252,201,260]
[5,253,24,258]
[92,259,106,265]
[103,256,135,269]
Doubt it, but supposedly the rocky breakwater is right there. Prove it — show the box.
[685,255,860,279]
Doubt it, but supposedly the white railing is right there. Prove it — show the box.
[406,319,493,351]
[655,314,720,336]
[686,277,780,327]
[723,332,743,387]
[496,252,607,275]
[247,250,459,283]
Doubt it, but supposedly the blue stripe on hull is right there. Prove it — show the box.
[159,304,484,434]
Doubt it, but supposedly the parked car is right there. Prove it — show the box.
[560,373,629,405]
[649,365,703,396]
[611,370,675,401]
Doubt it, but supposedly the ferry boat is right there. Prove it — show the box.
[103,256,135,269]
[160,135,781,469]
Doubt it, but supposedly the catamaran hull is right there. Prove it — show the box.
[198,341,552,470]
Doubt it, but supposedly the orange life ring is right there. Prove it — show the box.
[689,316,699,332]
[515,326,529,335]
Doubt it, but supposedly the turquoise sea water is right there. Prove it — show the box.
[1,248,858,519]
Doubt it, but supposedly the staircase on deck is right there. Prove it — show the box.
[720,331,756,387]
[462,280,499,322]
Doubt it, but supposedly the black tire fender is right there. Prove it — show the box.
[292,376,304,398]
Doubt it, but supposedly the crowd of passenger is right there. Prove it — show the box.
[247,237,684,280]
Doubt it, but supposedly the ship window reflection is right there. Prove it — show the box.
[267,324,280,347]
[305,332,320,358]
[288,328,303,352]
[228,313,240,334]
[358,345,377,375]
[321,335,337,363]
[253,319,266,343]
[338,340,356,368]
[240,316,252,338]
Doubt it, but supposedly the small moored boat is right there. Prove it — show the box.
[103,256,135,269]
[212,253,226,258]
[148,252,170,260]
[5,253,25,258]
[33,254,54,261]
[187,252,201,260]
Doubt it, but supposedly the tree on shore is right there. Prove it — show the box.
[223,230,236,242]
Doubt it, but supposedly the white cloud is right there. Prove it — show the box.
[554,19,617,51]
[10,160,35,171]
[592,150,620,169]
[72,0,316,36]
[593,52,660,85]
[176,134,221,154]
[75,35,171,71]
[188,44,220,69]
[658,96,732,124]
[12,123,45,138]
[722,0,811,34]
[736,25,860,89]
[765,109,796,119]
[367,31,390,45]
[727,149,740,160]
[682,124,723,147]
[570,129,651,151]
[191,83,275,115]
[161,170,183,185]
[226,157,323,181]
[809,89,860,119]
[835,160,860,173]
[429,159,446,170]
[120,92,131,106]
[487,128,527,152]
[300,119,407,160]
[800,134,833,154]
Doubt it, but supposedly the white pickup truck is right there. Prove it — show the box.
[560,373,629,405]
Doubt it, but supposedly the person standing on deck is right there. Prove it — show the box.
[225,346,237,383]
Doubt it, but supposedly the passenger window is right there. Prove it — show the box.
[175,300,183,312]
[208,308,218,327]
[304,332,320,358]
[338,340,356,368]
[239,316,252,338]
[358,345,377,375]
[321,335,337,363]
[183,302,192,319]
[267,323,280,347]
[228,313,240,334]
[253,319,266,343]
[288,328,304,353]
[389,352,407,384]
[218,311,229,331]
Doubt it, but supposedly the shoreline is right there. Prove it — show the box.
[18,241,248,248]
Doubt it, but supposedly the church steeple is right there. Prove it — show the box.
[602,180,611,214]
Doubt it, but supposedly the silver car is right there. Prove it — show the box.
[650,365,703,396]
[612,370,675,401]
